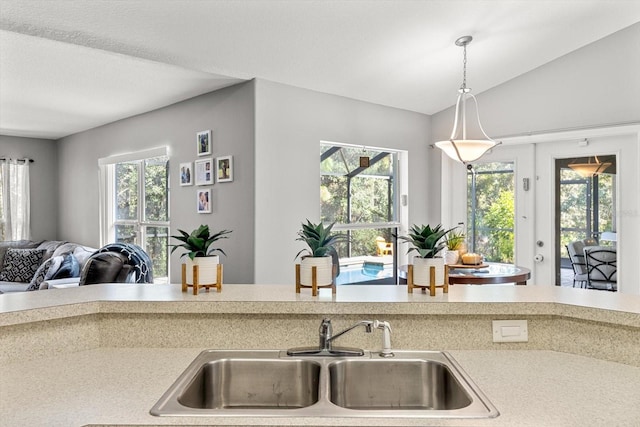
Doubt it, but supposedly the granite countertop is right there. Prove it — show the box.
[2,284,640,426]
[1,283,640,327]
[1,348,639,427]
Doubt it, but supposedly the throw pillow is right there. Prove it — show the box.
[0,248,46,282]
[25,258,55,291]
[52,253,80,279]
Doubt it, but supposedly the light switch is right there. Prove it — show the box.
[492,320,528,342]
[501,326,521,337]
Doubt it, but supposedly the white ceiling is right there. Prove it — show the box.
[1,0,639,140]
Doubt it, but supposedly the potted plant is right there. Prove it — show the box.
[295,220,346,286]
[170,224,232,285]
[443,228,465,265]
[397,224,455,286]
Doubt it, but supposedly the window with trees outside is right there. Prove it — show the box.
[320,143,400,285]
[467,162,515,263]
[100,148,169,282]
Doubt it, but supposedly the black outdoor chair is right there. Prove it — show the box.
[584,247,617,292]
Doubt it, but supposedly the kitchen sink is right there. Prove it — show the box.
[329,359,472,410]
[151,350,498,419]
[179,358,320,409]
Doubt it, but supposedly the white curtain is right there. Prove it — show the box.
[0,159,31,241]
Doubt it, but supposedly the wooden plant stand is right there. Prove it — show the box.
[181,263,223,295]
[295,264,336,297]
[407,264,449,296]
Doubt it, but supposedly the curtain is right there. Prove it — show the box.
[0,159,31,241]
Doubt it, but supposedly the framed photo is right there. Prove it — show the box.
[194,158,213,185]
[216,155,233,183]
[197,188,211,214]
[197,130,211,156]
[179,162,193,186]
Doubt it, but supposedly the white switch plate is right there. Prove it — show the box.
[492,320,528,342]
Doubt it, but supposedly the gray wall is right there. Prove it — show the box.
[432,22,640,141]
[0,135,58,241]
[254,79,432,284]
[57,81,255,284]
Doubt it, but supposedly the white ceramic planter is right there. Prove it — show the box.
[300,256,334,286]
[412,256,446,286]
[443,250,459,265]
[184,255,220,285]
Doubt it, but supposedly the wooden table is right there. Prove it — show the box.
[447,263,531,285]
[399,263,531,286]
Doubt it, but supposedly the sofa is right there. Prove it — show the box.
[0,240,155,293]
[0,240,96,293]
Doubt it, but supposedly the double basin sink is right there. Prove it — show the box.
[151,349,498,419]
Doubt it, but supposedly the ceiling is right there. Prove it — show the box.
[1,0,639,140]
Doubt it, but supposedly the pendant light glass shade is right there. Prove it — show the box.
[568,156,612,177]
[435,36,499,164]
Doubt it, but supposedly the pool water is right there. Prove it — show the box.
[336,262,394,285]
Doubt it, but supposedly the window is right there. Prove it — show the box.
[0,159,31,241]
[320,142,402,284]
[100,148,169,281]
[467,162,515,263]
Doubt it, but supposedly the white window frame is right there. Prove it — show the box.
[99,146,170,278]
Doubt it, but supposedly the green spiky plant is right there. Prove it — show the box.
[169,224,232,260]
[295,220,347,260]
[397,224,456,258]
[445,228,466,251]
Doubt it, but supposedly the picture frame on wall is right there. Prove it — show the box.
[197,130,211,156]
[197,188,211,214]
[179,162,193,186]
[216,155,233,183]
[194,158,213,185]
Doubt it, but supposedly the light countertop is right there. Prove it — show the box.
[2,284,639,426]
[1,348,639,427]
[1,283,640,327]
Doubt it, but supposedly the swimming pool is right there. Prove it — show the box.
[336,263,394,285]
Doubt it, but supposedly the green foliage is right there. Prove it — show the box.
[319,144,395,257]
[170,224,232,260]
[467,162,515,263]
[482,191,515,262]
[445,228,465,251]
[115,157,170,278]
[296,220,347,259]
[397,224,455,258]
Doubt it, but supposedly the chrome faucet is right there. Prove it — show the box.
[287,318,393,357]
[319,318,373,352]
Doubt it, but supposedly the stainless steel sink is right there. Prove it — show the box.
[151,350,498,419]
[329,359,472,410]
[179,358,320,409]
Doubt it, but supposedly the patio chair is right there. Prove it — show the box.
[566,241,588,288]
[584,247,617,292]
[376,236,393,256]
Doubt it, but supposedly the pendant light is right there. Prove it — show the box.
[435,36,500,164]
[568,156,612,177]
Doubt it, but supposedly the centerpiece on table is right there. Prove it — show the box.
[443,228,466,265]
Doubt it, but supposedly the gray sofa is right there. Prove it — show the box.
[0,240,96,293]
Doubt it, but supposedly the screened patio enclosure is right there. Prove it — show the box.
[320,143,400,285]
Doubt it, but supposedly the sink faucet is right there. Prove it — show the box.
[319,318,373,352]
[287,318,393,357]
